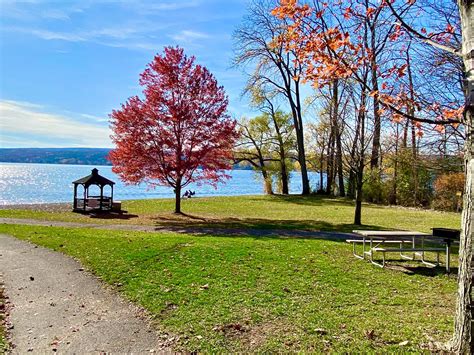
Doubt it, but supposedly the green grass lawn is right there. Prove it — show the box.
[0,195,460,233]
[0,223,457,353]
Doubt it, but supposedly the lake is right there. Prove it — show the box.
[0,163,326,205]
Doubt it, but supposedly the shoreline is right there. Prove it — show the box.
[0,193,268,210]
[0,202,71,211]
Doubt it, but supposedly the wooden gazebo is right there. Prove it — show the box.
[72,168,115,212]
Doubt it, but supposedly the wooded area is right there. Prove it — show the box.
[232,1,471,352]
[233,0,464,222]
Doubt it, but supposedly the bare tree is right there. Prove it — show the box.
[385,1,471,351]
[234,0,311,194]
[234,117,275,194]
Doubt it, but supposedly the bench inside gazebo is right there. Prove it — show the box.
[72,168,116,212]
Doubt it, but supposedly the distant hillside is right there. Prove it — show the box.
[0,148,254,169]
[0,148,112,165]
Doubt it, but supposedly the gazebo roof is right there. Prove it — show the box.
[73,168,115,186]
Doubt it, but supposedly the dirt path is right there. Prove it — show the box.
[0,217,354,241]
[0,234,169,353]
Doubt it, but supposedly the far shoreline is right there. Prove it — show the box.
[0,161,254,171]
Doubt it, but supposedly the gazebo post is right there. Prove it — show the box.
[73,184,77,210]
[83,184,87,211]
[100,185,104,210]
[111,184,114,209]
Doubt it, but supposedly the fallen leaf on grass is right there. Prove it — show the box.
[365,329,376,340]
[213,323,246,333]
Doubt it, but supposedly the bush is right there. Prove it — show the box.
[363,170,388,204]
[379,150,432,207]
[396,156,432,207]
[432,172,465,212]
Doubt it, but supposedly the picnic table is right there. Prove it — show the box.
[347,230,453,272]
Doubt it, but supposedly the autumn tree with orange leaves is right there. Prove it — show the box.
[109,47,238,214]
[273,0,470,352]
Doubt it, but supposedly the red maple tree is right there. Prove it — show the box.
[109,47,238,213]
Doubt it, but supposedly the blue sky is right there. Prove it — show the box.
[0,0,255,148]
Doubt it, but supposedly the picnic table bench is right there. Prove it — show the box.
[347,230,453,272]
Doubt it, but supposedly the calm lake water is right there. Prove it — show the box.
[0,163,325,205]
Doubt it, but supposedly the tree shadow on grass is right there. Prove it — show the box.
[88,211,139,220]
[146,213,395,243]
[246,194,356,208]
[384,261,458,277]
[167,212,207,221]
[150,214,390,233]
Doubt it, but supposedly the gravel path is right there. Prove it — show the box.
[0,217,354,241]
[0,234,169,353]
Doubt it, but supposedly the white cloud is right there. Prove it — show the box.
[41,9,70,21]
[3,24,166,51]
[29,29,86,41]
[0,100,112,148]
[170,30,210,43]
[80,113,108,123]
[6,26,139,42]
[130,1,201,13]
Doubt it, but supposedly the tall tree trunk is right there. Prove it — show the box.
[270,108,290,195]
[348,169,356,199]
[289,105,310,195]
[354,169,364,225]
[390,124,399,205]
[336,128,345,197]
[406,48,419,207]
[259,153,273,195]
[354,111,366,226]
[320,148,325,193]
[174,182,182,214]
[262,169,274,195]
[332,80,345,197]
[326,130,335,195]
[295,117,310,195]
[348,125,362,199]
[285,78,310,195]
[348,103,362,199]
[354,81,367,225]
[279,153,289,195]
[294,72,310,195]
[402,119,409,148]
[451,1,474,352]
[411,122,419,206]
[369,24,381,169]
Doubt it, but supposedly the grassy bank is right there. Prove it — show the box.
[0,195,460,233]
[0,223,457,352]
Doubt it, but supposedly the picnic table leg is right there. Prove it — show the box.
[400,239,415,260]
[362,238,366,259]
[352,242,364,260]
[446,242,451,273]
[368,237,385,268]
[369,238,373,262]
[420,236,423,261]
[418,236,439,267]
[411,236,416,260]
